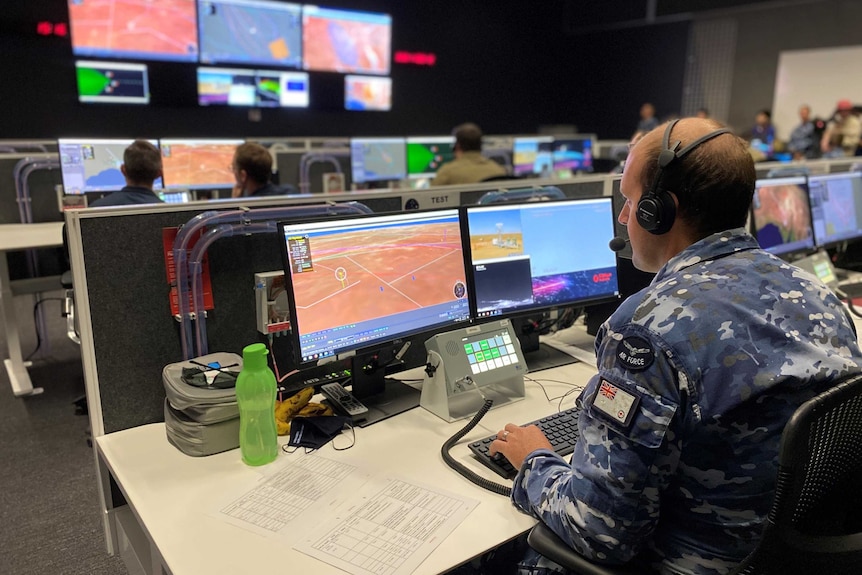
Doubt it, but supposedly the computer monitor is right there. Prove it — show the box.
[68,0,198,62]
[197,0,303,69]
[751,176,814,258]
[160,139,244,190]
[58,139,163,195]
[513,136,553,177]
[807,172,862,248]
[158,190,192,204]
[552,136,594,173]
[344,75,392,111]
[197,67,309,108]
[349,137,407,184]
[76,61,150,105]
[406,136,455,179]
[464,197,619,318]
[279,209,470,424]
[302,6,391,75]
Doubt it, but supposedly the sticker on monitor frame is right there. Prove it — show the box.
[592,379,640,428]
[616,336,655,371]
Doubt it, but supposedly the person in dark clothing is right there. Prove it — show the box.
[89,139,164,207]
[231,143,297,197]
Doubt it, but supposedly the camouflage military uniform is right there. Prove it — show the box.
[512,228,861,575]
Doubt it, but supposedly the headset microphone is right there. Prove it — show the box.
[608,237,629,252]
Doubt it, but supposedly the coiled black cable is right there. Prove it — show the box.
[441,399,512,497]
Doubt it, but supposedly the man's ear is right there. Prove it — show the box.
[120,164,127,178]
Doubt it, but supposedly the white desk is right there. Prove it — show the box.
[0,222,65,396]
[95,361,596,575]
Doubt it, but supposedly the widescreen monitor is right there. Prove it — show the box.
[160,139,244,190]
[197,67,309,107]
[464,197,619,319]
[552,136,594,173]
[302,6,391,75]
[280,209,470,365]
[751,176,814,257]
[197,0,302,68]
[68,0,198,62]
[58,139,163,195]
[406,137,455,179]
[349,137,407,183]
[808,172,862,247]
[344,75,392,111]
[513,136,553,177]
[76,61,150,105]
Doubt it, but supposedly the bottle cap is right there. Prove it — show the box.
[242,343,269,370]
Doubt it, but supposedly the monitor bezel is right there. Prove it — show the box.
[807,171,862,249]
[461,196,621,321]
[278,208,471,367]
[750,176,815,258]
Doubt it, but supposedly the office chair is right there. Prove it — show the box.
[476,186,565,205]
[527,371,862,575]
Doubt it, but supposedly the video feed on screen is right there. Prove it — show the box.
[59,139,163,194]
[197,67,309,108]
[302,6,391,75]
[197,0,302,68]
[350,138,407,183]
[281,210,470,363]
[751,177,814,257]
[552,137,593,173]
[465,198,619,318]
[68,0,198,62]
[76,61,150,105]
[406,137,455,178]
[344,75,392,111]
[513,137,553,177]
[160,139,243,189]
[808,172,862,247]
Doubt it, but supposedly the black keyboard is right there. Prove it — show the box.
[468,406,581,479]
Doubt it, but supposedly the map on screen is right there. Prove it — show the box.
[303,6,391,75]
[160,139,243,189]
[68,0,198,62]
[350,138,406,183]
[198,0,302,68]
[59,139,163,194]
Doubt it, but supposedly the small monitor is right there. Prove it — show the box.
[344,75,392,111]
[280,209,470,365]
[552,136,594,173]
[197,0,303,68]
[751,177,814,257]
[808,172,862,247]
[406,136,455,179]
[513,136,553,177]
[68,0,198,62]
[349,137,407,183]
[76,61,150,105]
[464,197,620,319]
[158,190,192,204]
[197,67,309,108]
[160,139,244,190]
[58,139,163,195]
[302,6,391,75]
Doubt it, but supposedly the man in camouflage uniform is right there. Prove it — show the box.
[490,118,862,574]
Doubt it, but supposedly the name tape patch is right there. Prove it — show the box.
[616,336,655,371]
[592,379,640,428]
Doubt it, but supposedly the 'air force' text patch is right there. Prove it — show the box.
[616,336,655,371]
[592,379,641,428]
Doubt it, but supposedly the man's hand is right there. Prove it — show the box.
[489,423,553,470]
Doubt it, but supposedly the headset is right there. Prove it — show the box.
[636,119,732,235]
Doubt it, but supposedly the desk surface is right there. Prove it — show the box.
[0,222,64,251]
[96,360,596,575]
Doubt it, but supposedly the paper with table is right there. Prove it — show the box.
[212,453,478,575]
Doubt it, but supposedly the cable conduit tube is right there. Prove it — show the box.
[298,151,347,194]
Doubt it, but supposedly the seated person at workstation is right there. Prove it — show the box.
[430,122,507,186]
[231,142,298,197]
[89,139,164,207]
[490,118,862,574]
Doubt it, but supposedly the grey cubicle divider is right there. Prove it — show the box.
[273,149,353,194]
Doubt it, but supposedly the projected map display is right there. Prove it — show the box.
[59,139,162,194]
[350,138,406,183]
[76,61,149,104]
[751,178,814,257]
[303,6,391,75]
[68,0,198,62]
[198,0,302,68]
[344,75,391,111]
[160,139,243,189]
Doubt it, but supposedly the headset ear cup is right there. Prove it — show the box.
[637,190,676,235]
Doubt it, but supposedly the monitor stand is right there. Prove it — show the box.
[349,354,420,428]
[512,316,579,372]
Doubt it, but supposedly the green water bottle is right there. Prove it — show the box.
[236,343,278,466]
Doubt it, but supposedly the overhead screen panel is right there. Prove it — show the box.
[68,0,199,62]
[76,60,150,104]
[302,6,391,75]
[344,75,391,111]
[197,0,303,69]
[197,67,309,107]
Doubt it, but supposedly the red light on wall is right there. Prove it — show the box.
[394,51,437,66]
[35,22,69,37]
[54,23,68,37]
